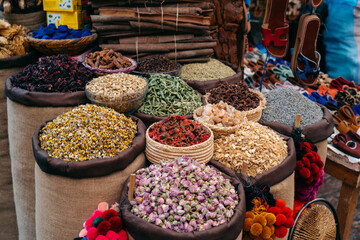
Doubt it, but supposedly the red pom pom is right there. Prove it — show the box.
[276,199,286,209]
[299,167,311,179]
[302,157,311,168]
[282,207,293,218]
[87,227,98,240]
[303,142,312,152]
[268,206,282,215]
[315,157,324,168]
[275,226,288,238]
[119,229,128,240]
[102,209,118,221]
[305,176,314,185]
[310,163,320,175]
[296,161,304,171]
[95,236,108,240]
[275,214,287,226]
[97,221,111,236]
[314,171,321,180]
[284,217,294,228]
[109,216,123,233]
[306,152,317,162]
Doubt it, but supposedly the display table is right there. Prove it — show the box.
[325,149,360,240]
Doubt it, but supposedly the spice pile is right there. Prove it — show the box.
[0,19,29,58]
[32,24,92,40]
[85,49,133,70]
[208,82,260,111]
[214,121,288,177]
[180,59,236,81]
[130,156,239,232]
[11,54,95,92]
[138,74,202,116]
[261,88,323,128]
[194,101,246,127]
[136,55,178,73]
[148,115,210,147]
[40,104,137,162]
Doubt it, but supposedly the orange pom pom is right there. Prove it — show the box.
[270,234,276,240]
[270,225,275,235]
[254,215,267,226]
[242,236,252,240]
[284,217,294,228]
[246,211,255,219]
[268,207,281,215]
[244,218,254,232]
[282,207,293,218]
[275,214,287,226]
[261,226,272,239]
[250,223,263,237]
[275,226,287,238]
[276,199,286,209]
[265,213,276,226]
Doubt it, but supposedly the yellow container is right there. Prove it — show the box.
[47,11,83,29]
[43,0,81,12]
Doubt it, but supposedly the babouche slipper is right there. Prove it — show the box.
[332,131,360,158]
[261,0,289,58]
[291,13,321,86]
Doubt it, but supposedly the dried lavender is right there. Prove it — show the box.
[11,54,95,92]
[261,88,323,128]
[130,156,239,233]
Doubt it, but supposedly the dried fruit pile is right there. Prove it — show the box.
[148,115,210,147]
[85,49,132,70]
[130,156,239,233]
[11,55,95,92]
[40,104,137,162]
[213,121,288,177]
[0,19,29,58]
[193,101,246,127]
[136,55,178,73]
[208,82,261,111]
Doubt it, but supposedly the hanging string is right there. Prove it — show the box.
[136,36,139,62]
[176,3,179,32]
[259,53,270,92]
[161,2,164,31]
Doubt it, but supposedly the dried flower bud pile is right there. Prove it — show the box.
[85,49,132,69]
[214,121,288,177]
[136,55,178,73]
[138,74,202,116]
[179,58,236,81]
[40,104,137,162]
[194,101,246,127]
[148,115,210,147]
[130,156,239,232]
[11,55,95,92]
[0,19,29,58]
[208,82,260,111]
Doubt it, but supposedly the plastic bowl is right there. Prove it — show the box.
[85,78,148,114]
[132,63,182,78]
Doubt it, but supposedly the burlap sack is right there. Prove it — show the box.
[5,75,89,240]
[182,60,242,94]
[33,115,146,240]
[261,104,334,164]
[120,160,246,240]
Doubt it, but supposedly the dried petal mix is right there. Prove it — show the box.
[148,115,210,147]
[40,104,137,161]
[214,121,288,177]
[130,156,239,232]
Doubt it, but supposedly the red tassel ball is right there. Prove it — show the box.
[102,209,118,221]
[299,167,311,179]
[275,199,286,209]
[302,157,311,168]
[282,207,293,218]
[268,206,282,215]
[296,161,304,171]
[284,217,295,228]
[109,216,123,233]
[275,226,288,238]
[275,214,287,226]
[97,221,111,236]
[119,229,128,240]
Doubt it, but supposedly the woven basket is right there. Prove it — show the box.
[145,123,214,164]
[205,90,266,122]
[193,106,247,138]
[26,32,98,56]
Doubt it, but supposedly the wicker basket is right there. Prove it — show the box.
[26,32,98,56]
[193,106,247,138]
[145,123,214,164]
[205,89,266,122]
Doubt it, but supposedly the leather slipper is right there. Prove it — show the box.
[309,0,323,8]
[261,0,289,58]
[291,13,321,86]
[332,131,360,158]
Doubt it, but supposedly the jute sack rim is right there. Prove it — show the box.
[204,89,266,119]
[192,105,247,135]
[32,115,146,178]
[0,50,38,69]
[133,92,206,126]
[213,130,296,187]
[181,60,242,94]
[260,104,334,143]
[119,160,246,240]
[5,74,89,107]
